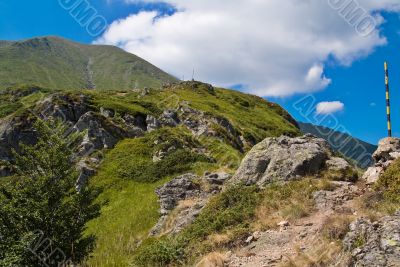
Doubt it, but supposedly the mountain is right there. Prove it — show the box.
[298,122,377,168]
[0,36,177,90]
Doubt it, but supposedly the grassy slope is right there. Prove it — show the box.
[85,129,218,266]
[85,83,300,145]
[0,84,301,266]
[81,85,300,266]
[0,36,177,90]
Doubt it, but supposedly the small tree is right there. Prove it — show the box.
[0,119,100,266]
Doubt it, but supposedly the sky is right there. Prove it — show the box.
[0,0,400,144]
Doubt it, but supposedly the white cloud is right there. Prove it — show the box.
[316,101,345,114]
[96,0,399,97]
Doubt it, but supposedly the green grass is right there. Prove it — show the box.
[85,179,168,267]
[132,185,260,267]
[84,128,221,266]
[0,36,177,91]
[1,80,302,266]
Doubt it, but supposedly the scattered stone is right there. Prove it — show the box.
[277,221,290,230]
[245,236,254,244]
[205,172,231,185]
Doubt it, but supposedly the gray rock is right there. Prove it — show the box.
[205,172,231,185]
[373,138,400,162]
[146,115,161,132]
[155,173,201,215]
[363,166,383,185]
[363,137,400,185]
[76,163,96,192]
[343,212,400,267]
[99,107,114,118]
[151,171,230,235]
[326,157,351,172]
[231,135,331,186]
[160,110,180,127]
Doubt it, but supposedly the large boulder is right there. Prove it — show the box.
[373,137,400,163]
[231,134,331,186]
[363,137,400,185]
[343,212,400,267]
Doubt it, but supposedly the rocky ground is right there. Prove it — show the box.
[153,136,400,267]
[223,138,399,267]
[226,180,364,267]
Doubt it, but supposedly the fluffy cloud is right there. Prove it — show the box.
[316,101,345,114]
[96,0,399,97]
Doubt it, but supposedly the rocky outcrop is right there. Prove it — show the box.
[0,116,37,162]
[156,173,203,215]
[231,134,332,186]
[343,212,400,267]
[151,172,231,235]
[363,137,400,185]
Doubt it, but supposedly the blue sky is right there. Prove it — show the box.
[0,0,399,144]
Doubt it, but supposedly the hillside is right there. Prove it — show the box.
[298,122,377,168]
[0,82,300,265]
[1,82,398,267]
[0,36,177,90]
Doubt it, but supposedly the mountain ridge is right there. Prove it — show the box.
[0,36,178,90]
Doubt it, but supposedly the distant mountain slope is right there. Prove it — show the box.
[298,122,377,168]
[0,36,177,90]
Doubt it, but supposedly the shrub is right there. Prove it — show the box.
[375,158,400,203]
[132,237,185,267]
[322,215,352,241]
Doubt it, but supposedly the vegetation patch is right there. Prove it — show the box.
[132,179,331,266]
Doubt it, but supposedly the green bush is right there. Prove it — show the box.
[376,158,400,203]
[183,185,259,240]
[132,237,185,267]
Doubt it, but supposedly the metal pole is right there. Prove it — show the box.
[384,61,392,137]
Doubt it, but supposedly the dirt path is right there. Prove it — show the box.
[226,181,366,267]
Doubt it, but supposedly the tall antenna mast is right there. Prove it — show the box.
[384,61,392,137]
[192,68,195,81]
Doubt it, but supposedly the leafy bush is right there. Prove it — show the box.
[0,120,100,266]
[376,158,400,203]
[133,237,185,267]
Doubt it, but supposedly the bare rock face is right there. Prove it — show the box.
[363,137,400,185]
[150,172,231,235]
[343,212,400,267]
[155,173,202,216]
[231,134,331,186]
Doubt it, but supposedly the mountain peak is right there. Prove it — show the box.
[0,35,177,90]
